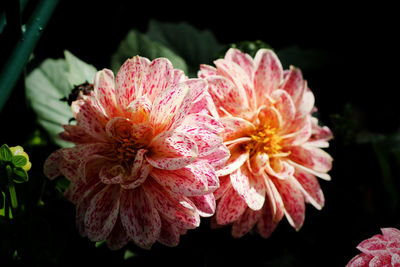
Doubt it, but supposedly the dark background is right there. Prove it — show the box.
[1,1,400,266]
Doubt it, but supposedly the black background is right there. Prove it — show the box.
[1,1,400,266]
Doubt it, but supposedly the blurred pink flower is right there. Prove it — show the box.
[347,228,400,267]
[199,48,333,237]
[44,56,229,249]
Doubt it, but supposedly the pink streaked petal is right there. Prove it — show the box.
[198,64,217,78]
[346,253,374,267]
[287,159,331,181]
[128,148,147,178]
[253,49,283,106]
[147,131,198,170]
[381,228,400,240]
[357,235,388,256]
[220,116,256,142]
[214,59,255,110]
[216,185,248,225]
[271,89,296,127]
[281,66,305,105]
[94,69,119,117]
[71,99,108,142]
[232,207,262,238]
[310,117,334,142]
[120,187,161,249]
[392,254,400,266]
[173,69,186,84]
[121,163,151,190]
[142,58,175,102]
[59,158,80,182]
[64,172,102,205]
[206,76,250,117]
[59,124,100,144]
[292,166,325,210]
[230,166,265,211]
[257,197,280,238]
[44,150,63,179]
[115,56,150,108]
[200,144,230,171]
[289,144,333,173]
[84,184,120,241]
[249,152,269,174]
[106,217,130,251]
[225,48,255,79]
[369,255,392,266]
[179,113,223,135]
[281,116,312,146]
[273,176,305,231]
[216,143,249,176]
[189,194,216,217]
[158,216,180,247]
[142,179,200,229]
[263,173,285,222]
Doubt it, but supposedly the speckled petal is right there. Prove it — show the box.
[198,64,217,78]
[115,56,150,108]
[220,116,256,141]
[43,150,63,179]
[253,49,283,106]
[106,217,130,251]
[346,253,374,267]
[200,144,230,170]
[99,163,125,184]
[216,185,248,225]
[121,163,151,189]
[273,177,305,231]
[143,179,200,229]
[271,89,296,128]
[263,173,284,222]
[216,143,249,176]
[281,66,305,106]
[257,197,279,238]
[120,187,161,249]
[84,185,120,241]
[157,216,180,247]
[232,207,262,238]
[147,131,198,170]
[357,234,387,256]
[297,86,315,117]
[289,144,333,173]
[225,48,255,78]
[292,166,324,210]
[94,69,119,117]
[59,125,100,144]
[230,166,265,210]
[189,194,216,217]
[382,228,400,240]
[142,58,175,102]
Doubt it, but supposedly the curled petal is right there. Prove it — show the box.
[289,145,333,173]
[216,143,249,176]
[271,89,296,128]
[99,164,125,184]
[220,116,256,141]
[198,64,217,78]
[346,253,374,267]
[189,194,216,217]
[94,69,119,117]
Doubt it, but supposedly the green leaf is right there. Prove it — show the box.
[12,167,28,183]
[8,182,18,209]
[147,20,222,77]
[55,177,70,193]
[111,30,188,75]
[11,155,27,168]
[25,51,97,148]
[0,190,4,210]
[0,144,13,162]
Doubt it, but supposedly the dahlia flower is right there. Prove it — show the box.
[198,48,333,237]
[44,56,229,249]
[347,228,400,267]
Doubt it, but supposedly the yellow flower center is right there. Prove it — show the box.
[246,125,285,157]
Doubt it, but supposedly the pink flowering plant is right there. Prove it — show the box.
[0,11,398,266]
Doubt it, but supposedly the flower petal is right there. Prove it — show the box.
[115,56,150,108]
[189,194,216,217]
[263,173,284,222]
[381,228,400,240]
[271,89,296,128]
[150,161,217,197]
[257,197,279,238]
[253,49,283,106]
[157,216,180,247]
[281,66,305,106]
[297,86,315,117]
[198,64,217,78]
[94,69,119,117]
[99,163,125,184]
[200,144,230,171]
[142,58,175,102]
[265,157,295,180]
[59,124,100,144]
[273,176,305,231]
[232,208,262,238]
[289,144,333,173]
[220,116,256,142]
[230,166,265,211]
[106,217,130,251]
[216,143,249,176]
[142,179,200,229]
[121,163,151,190]
[120,187,161,249]
[84,185,121,241]
[292,166,325,210]
[147,131,198,170]
[215,185,248,225]
[357,234,387,256]
[346,253,373,267]
[225,48,255,79]
[44,150,63,179]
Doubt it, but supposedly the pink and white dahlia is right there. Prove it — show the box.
[199,48,333,238]
[347,228,400,267]
[44,56,229,249]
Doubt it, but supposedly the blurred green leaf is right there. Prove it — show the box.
[0,144,13,162]
[25,51,97,148]
[225,40,273,58]
[11,156,27,168]
[111,30,188,75]
[8,180,18,209]
[147,20,222,77]
[55,177,70,193]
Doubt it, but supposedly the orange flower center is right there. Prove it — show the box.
[116,138,141,162]
[246,125,284,157]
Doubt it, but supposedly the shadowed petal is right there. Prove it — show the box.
[216,185,248,225]
[120,187,161,249]
[44,150,63,179]
[157,216,180,247]
[84,185,120,241]
[106,217,130,250]
[216,143,249,176]
[59,125,100,144]
[257,197,279,238]
[189,194,216,217]
[232,207,262,238]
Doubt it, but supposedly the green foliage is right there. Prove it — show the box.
[226,40,273,58]
[146,20,223,77]
[0,144,13,162]
[110,30,188,75]
[25,51,97,148]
